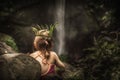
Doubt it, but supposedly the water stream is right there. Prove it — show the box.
[55,0,65,55]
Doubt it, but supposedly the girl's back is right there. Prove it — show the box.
[30,51,63,76]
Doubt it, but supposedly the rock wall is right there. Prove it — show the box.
[0,0,99,55]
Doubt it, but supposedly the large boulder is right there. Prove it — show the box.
[0,53,41,80]
[0,42,41,80]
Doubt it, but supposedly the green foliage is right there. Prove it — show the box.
[32,24,56,37]
[59,54,69,62]
[0,34,18,51]
[49,23,57,37]
[5,37,18,52]
[85,0,113,29]
[80,31,120,80]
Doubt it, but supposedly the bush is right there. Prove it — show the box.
[79,31,120,80]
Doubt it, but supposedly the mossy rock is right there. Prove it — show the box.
[0,53,41,80]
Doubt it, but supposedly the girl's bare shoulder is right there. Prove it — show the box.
[30,51,38,57]
[50,51,58,57]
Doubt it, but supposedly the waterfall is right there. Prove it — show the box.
[55,0,65,55]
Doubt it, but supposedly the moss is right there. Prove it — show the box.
[0,33,18,51]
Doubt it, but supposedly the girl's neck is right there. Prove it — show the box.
[38,50,47,57]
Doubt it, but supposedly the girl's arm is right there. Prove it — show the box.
[52,52,65,69]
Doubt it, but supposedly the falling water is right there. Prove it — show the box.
[55,0,65,55]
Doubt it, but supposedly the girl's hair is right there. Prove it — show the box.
[34,36,53,59]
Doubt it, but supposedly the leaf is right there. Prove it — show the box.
[93,36,98,46]
[84,47,97,51]
[49,24,56,37]
[32,27,38,35]
[101,41,108,48]
[45,24,49,29]
[36,24,41,30]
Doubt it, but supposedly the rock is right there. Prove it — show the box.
[0,41,41,80]
[0,42,16,55]
[0,53,41,80]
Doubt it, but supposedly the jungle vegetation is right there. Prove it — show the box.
[0,0,119,80]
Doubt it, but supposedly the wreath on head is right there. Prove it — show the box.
[32,24,56,39]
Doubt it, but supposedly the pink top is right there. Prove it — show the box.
[41,64,55,76]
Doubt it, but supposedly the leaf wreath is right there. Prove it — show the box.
[32,23,57,37]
